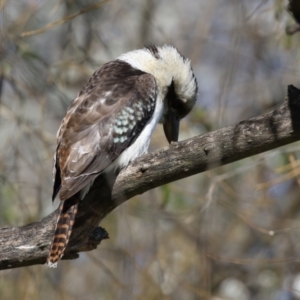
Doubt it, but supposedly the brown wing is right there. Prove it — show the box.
[53,60,157,201]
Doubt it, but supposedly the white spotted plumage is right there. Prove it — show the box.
[107,91,164,173]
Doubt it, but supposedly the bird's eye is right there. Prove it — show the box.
[171,98,181,110]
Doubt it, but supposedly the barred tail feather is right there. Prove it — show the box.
[47,195,79,268]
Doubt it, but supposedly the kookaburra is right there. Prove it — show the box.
[47,45,198,267]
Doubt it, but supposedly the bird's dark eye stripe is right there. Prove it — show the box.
[171,99,180,109]
[165,80,195,119]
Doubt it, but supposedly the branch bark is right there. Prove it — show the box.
[1,85,300,270]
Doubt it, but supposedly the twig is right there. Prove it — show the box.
[20,0,110,38]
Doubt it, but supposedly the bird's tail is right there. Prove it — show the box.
[47,195,79,268]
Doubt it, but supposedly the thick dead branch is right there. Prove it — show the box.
[1,85,300,270]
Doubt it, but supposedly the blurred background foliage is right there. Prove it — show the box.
[1,0,300,299]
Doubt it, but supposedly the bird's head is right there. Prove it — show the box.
[118,44,198,143]
[155,45,198,143]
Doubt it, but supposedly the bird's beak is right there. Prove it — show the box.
[163,112,180,143]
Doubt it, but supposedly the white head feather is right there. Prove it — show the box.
[118,45,198,115]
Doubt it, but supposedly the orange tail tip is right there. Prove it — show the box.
[47,198,79,268]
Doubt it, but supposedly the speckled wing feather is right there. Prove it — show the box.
[53,60,157,201]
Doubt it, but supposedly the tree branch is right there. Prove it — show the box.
[1,85,300,270]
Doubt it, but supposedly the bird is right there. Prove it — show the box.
[47,44,198,267]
